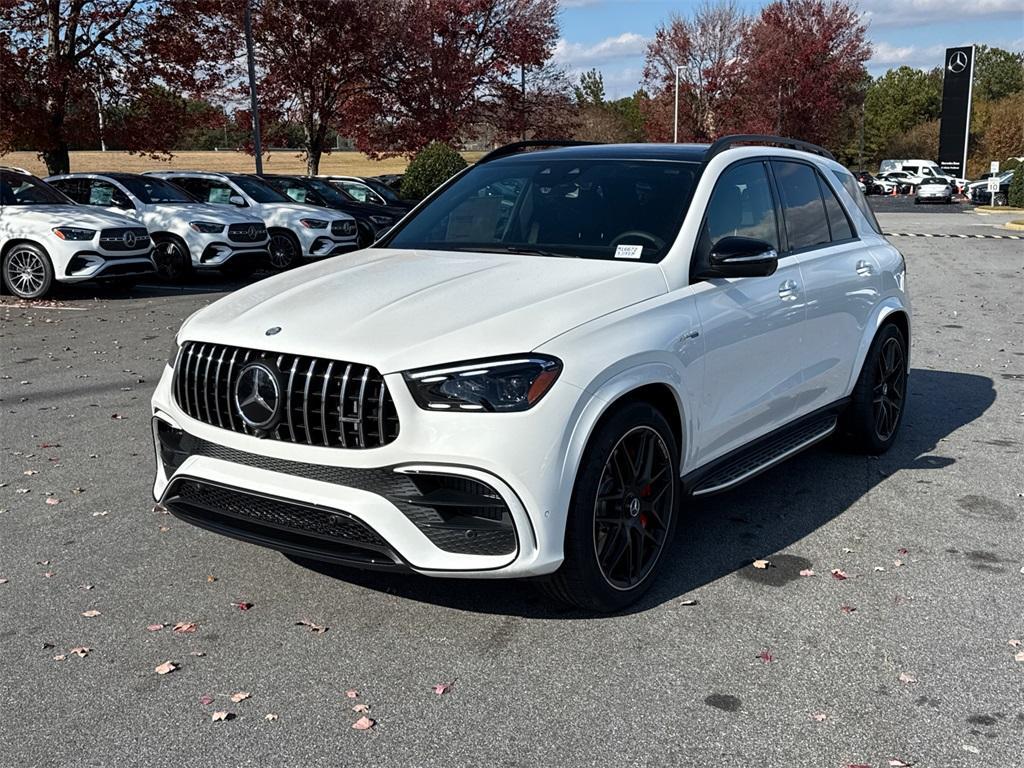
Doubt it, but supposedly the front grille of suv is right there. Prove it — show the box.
[227,223,268,243]
[98,227,151,251]
[331,219,357,237]
[172,342,400,449]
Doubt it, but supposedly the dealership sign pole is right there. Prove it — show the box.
[937,46,974,179]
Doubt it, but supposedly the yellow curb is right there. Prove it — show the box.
[974,206,1024,214]
[1003,220,1024,231]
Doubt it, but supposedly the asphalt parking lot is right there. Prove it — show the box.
[1,204,1022,767]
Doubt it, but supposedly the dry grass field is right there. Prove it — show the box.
[2,149,486,177]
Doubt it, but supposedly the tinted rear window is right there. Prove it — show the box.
[832,169,882,234]
[771,160,830,250]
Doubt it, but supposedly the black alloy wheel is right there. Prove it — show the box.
[268,231,300,270]
[872,335,906,442]
[593,425,675,591]
[153,237,191,282]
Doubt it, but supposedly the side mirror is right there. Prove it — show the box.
[228,195,246,207]
[698,236,778,278]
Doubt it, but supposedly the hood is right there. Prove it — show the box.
[259,201,354,225]
[5,204,138,229]
[150,202,263,224]
[180,248,668,373]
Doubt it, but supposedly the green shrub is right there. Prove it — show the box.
[400,142,467,200]
[1008,168,1024,207]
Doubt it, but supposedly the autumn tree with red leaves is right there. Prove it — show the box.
[739,0,870,145]
[0,0,231,175]
[350,0,563,157]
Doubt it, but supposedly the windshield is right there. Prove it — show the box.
[384,157,700,262]
[228,175,289,203]
[0,172,72,205]
[304,177,352,205]
[117,175,195,204]
[362,178,400,203]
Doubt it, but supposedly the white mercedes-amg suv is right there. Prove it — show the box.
[46,173,270,280]
[145,171,358,270]
[1,168,154,298]
[152,137,911,611]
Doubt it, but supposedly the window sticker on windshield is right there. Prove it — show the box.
[615,244,643,260]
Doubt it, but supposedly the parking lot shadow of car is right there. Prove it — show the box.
[290,367,995,618]
[49,270,274,301]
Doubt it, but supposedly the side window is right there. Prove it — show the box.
[50,178,89,203]
[818,176,854,241]
[702,161,780,251]
[88,180,132,209]
[832,169,882,235]
[340,181,369,202]
[771,160,829,251]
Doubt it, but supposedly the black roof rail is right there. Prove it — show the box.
[476,140,602,165]
[704,134,835,162]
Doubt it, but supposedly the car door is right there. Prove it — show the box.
[689,159,808,465]
[771,159,880,415]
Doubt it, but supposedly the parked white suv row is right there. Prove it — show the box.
[151,136,912,612]
[46,173,270,281]
[1,168,154,298]
[146,171,359,270]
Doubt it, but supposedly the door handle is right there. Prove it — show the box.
[778,279,799,299]
[856,259,873,276]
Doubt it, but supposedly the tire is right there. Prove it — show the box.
[540,402,680,612]
[839,323,908,455]
[3,243,54,299]
[152,235,193,283]
[268,229,301,270]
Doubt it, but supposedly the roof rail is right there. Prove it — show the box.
[476,140,602,165]
[704,134,835,162]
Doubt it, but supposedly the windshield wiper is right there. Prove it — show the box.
[472,245,578,259]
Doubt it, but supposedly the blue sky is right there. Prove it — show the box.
[554,0,1024,98]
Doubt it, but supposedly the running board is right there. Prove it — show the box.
[688,413,838,497]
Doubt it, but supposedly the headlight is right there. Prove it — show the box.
[168,336,181,369]
[369,215,394,226]
[403,356,562,412]
[300,218,328,229]
[52,227,95,241]
[189,221,224,233]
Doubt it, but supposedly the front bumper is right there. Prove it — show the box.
[150,363,580,577]
[61,249,156,282]
[294,228,358,259]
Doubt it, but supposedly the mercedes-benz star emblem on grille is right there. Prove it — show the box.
[948,50,968,74]
[247,225,258,239]
[234,361,282,430]
[123,230,137,248]
[265,326,281,336]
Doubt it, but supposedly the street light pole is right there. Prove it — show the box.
[673,65,682,143]
[243,0,263,174]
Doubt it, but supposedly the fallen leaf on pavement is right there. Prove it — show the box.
[211,711,234,722]
[230,691,250,703]
[190,650,206,657]
[146,623,164,632]
[352,704,370,713]
[432,682,454,695]
[893,559,904,567]
[264,713,278,721]
[352,716,375,731]
[53,654,67,661]
[295,619,328,634]
[154,661,178,675]
[1009,639,1021,648]
[23,469,38,475]
[81,610,101,618]
[199,694,214,706]
[873,566,886,572]
[69,646,90,657]
[45,497,61,505]
[897,547,909,555]
[831,569,849,580]
[840,605,856,614]
[962,745,980,754]
[799,569,815,577]
[172,622,197,633]
[757,649,774,663]
[810,712,827,722]
[898,672,917,684]
[0,578,8,585]
[1015,651,1024,663]
[888,760,911,767]
[345,689,359,699]
[678,598,699,606]
[752,559,771,569]
[232,601,253,611]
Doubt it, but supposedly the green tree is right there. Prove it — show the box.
[574,68,606,106]
[1007,167,1024,208]
[972,45,1024,102]
[400,141,467,200]
[863,66,942,160]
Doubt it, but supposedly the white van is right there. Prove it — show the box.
[878,159,944,181]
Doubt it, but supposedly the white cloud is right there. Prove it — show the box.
[552,32,649,67]
[859,0,1024,28]
[869,41,947,68]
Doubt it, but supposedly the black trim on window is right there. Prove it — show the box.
[768,158,861,256]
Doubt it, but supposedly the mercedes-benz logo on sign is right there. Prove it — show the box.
[234,361,283,431]
[948,50,968,74]
[123,230,137,248]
